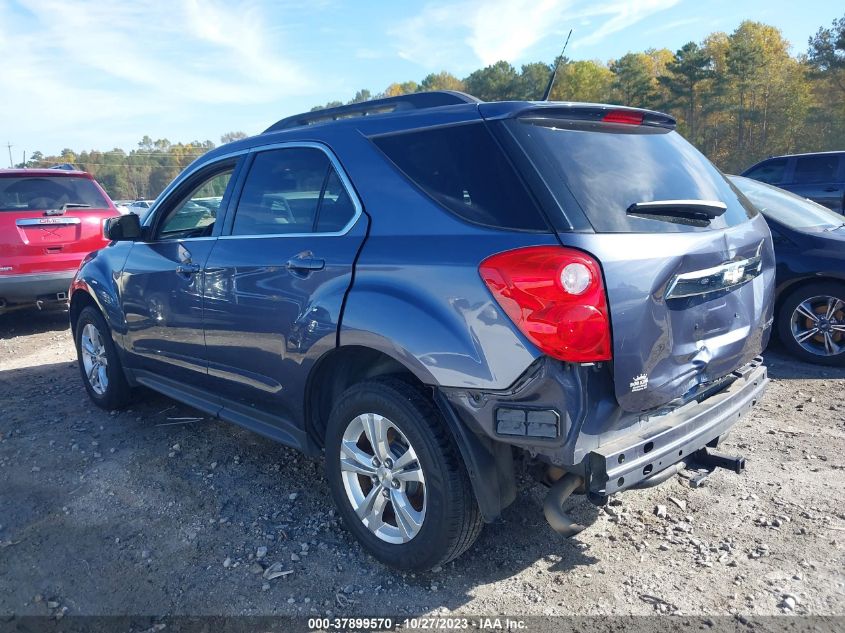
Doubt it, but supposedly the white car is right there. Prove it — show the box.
[126,200,156,221]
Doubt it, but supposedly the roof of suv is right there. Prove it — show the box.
[191,91,677,172]
[262,90,676,134]
[264,90,482,132]
[759,151,845,160]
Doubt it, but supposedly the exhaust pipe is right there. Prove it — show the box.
[543,473,586,537]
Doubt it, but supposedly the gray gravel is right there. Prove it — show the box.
[1,308,844,617]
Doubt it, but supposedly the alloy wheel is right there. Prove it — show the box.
[339,413,426,544]
[80,323,109,395]
[790,294,845,357]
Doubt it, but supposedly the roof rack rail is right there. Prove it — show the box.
[263,90,481,133]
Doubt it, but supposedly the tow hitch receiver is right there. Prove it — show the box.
[687,448,746,488]
[692,448,746,473]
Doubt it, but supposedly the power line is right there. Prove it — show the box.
[74,150,211,156]
[28,160,198,167]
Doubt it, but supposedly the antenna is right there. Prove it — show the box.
[541,29,573,101]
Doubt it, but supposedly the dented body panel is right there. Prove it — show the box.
[559,217,775,413]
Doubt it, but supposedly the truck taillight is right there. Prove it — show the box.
[479,246,612,363]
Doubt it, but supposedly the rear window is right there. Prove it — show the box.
[506,118,757,233]
[0,176,109,212]
[372,123,548,231]
[792,155,840,184]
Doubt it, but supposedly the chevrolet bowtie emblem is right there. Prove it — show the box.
[722,263,745,285]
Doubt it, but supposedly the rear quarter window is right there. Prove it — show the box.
[371,122,549,231]
[506,118,757,233]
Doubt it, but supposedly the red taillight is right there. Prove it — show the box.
[479,246,612,363]
[602,110,643,125]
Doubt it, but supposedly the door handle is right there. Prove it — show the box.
[285,257,325,272]
[176,263,200,275]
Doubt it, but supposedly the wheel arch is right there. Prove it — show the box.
[305,345,421,448]
[69,288,101,336]
[305,344,517,522]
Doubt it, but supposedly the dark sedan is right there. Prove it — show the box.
[731,175,845,366]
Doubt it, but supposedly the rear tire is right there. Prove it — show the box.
[74,305,133,409]
[777,281,845,366]
[324,377,482,570]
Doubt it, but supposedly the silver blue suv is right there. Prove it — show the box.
[70,91,775,570]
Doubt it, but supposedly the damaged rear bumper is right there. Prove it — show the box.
[438,356,768,523]
[584,362,768,495]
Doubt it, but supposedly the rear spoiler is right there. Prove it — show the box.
[479,102,676,129]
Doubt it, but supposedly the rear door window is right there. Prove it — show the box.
[0,176,109,211]
[505,117,757,233]
[316,170,356,232]
[743,158,788,184]
[791,155,839,184]
[371,123,548,231]
[231,147,356,236]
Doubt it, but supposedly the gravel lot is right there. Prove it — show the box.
[1,308,844,618]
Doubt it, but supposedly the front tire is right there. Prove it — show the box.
[777,281,845,366]
[74,305,133,409]
[325,377,482,570]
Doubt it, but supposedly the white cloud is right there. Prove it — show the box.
[0,0,314,151]
[393,0,680,70]
[571,0,681,48]
[465,0,572,65]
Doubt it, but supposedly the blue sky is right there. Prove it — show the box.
[0,0,841,157]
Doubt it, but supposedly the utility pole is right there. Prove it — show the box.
[6,142,12,168]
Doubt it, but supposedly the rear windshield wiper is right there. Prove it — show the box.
[45,203,92,216]
[627,200,727,224]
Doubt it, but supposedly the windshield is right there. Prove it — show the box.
[0,176,110,212]
[729,175,844,229]
[506,118,756,233]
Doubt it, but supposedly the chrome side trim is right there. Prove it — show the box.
[143,141,363,239]
[665,255,763,299]
[16,217,82,226]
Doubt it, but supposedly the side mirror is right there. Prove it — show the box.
[105,213,142,241]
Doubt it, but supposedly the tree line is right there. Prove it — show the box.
[22,15,845,200]
[22,133,246,201]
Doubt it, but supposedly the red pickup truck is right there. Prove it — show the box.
[0,168,119,313]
